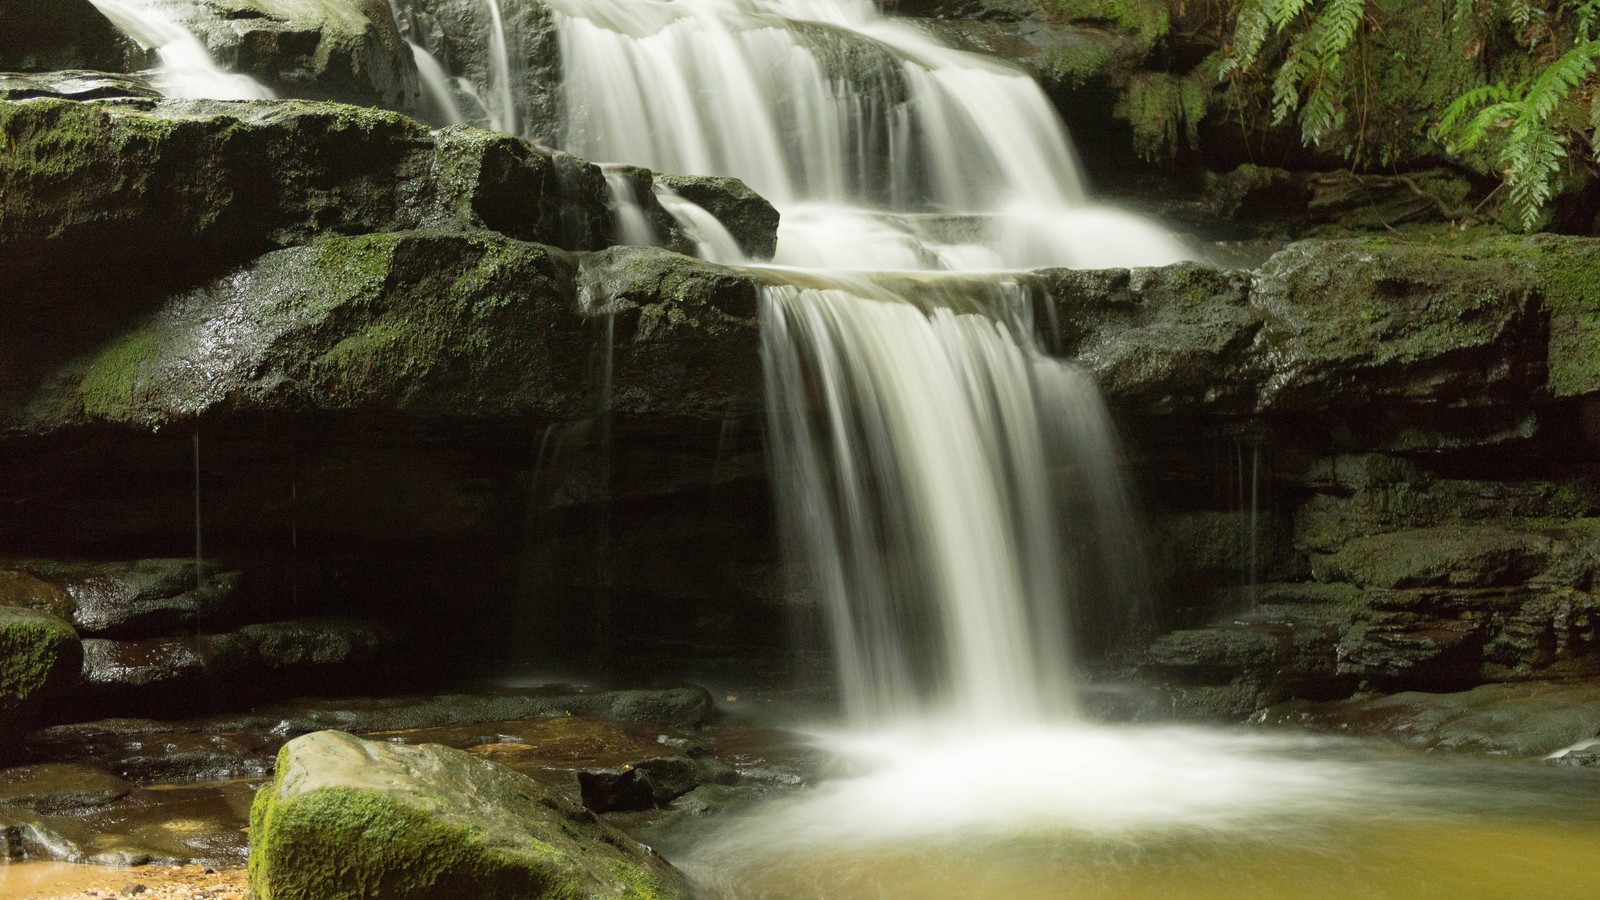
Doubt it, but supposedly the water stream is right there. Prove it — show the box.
[86,0,275,100]
[77,0,1600,895]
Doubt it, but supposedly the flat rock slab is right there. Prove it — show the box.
[1265,680,1600,756]
[249,730,691,899]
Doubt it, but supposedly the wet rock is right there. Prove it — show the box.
[0,569,72,621]
[0,607,80,733]
[0,0,142,73]
[0,763,130,814]
[16,231,584,434]
[238,619,393,671]
[584,246,765,419]
[391,0,563,137]
[78,619,398,716]
[655,173,782,260]
[1029,263,1259,413]
[12,559,239,638]
[1251,240,1542,412]
[249,730,690,899]
[0,71,159,102]
[158,0,420,110]
[427,126,615,251]
[1264,681,1600,756]
[578,756,702,812]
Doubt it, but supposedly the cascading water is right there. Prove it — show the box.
[762,276,1147,727]
[87,0,275,100]
[546,0,1190,269]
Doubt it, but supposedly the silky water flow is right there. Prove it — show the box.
[89,0,1600,896]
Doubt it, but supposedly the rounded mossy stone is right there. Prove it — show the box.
[0,606,80,722]
[248,730,690,900]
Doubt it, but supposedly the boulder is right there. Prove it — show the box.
[152,0,420,110]
[654,173,781,260]
[249,730,691,899]
[0,607,80,731]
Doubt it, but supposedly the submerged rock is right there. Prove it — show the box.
[0,762,130,814]
[249,730,691,899]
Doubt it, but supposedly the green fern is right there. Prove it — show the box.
[1222,0,1369,149]
[1438,40,1600,229]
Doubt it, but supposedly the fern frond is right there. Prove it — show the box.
[1220,5,1274,78]
[1449,99,1523,152]
[1523,41,1600,123]
[1435,81,1516,139]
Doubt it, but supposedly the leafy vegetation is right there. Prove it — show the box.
[1218,0,1600,230]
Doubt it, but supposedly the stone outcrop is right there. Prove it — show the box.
[248,730,691,899]
[153,0,421,110]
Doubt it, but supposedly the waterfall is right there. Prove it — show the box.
[409,41,466,125]
[482,0,520,134]
[87,0,275,100]
[763,275,1144,727]
[601,167,661,248]
[547,0,1190,269]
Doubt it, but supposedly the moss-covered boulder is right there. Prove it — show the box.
[654,173,781,261]
[0,607,80,731]
[249,730,691,900]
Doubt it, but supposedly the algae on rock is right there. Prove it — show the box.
[249,730,690,900]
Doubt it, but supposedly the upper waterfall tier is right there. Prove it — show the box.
[546,0,1190,270]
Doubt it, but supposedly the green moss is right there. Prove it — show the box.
[1041,0,1170,50]
[76,326,165,424]
[250,784,578,900]
[0,608,77,709]
[1115,72,1208,160]
[1038,39,1114,87]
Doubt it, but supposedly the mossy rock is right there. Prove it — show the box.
[0,607,80,727]
[582,246,765,418]
[23,231,585,432]
[1311,526,1552,590]
[1250,239,1543,411]
[249,730,691,900]
[182,0,420,110]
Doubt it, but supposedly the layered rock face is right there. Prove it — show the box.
[1035,238,1600,718]
[0,94,780,730]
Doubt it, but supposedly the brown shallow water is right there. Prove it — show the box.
[693,820,1600,899]
[0,862,245,899]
